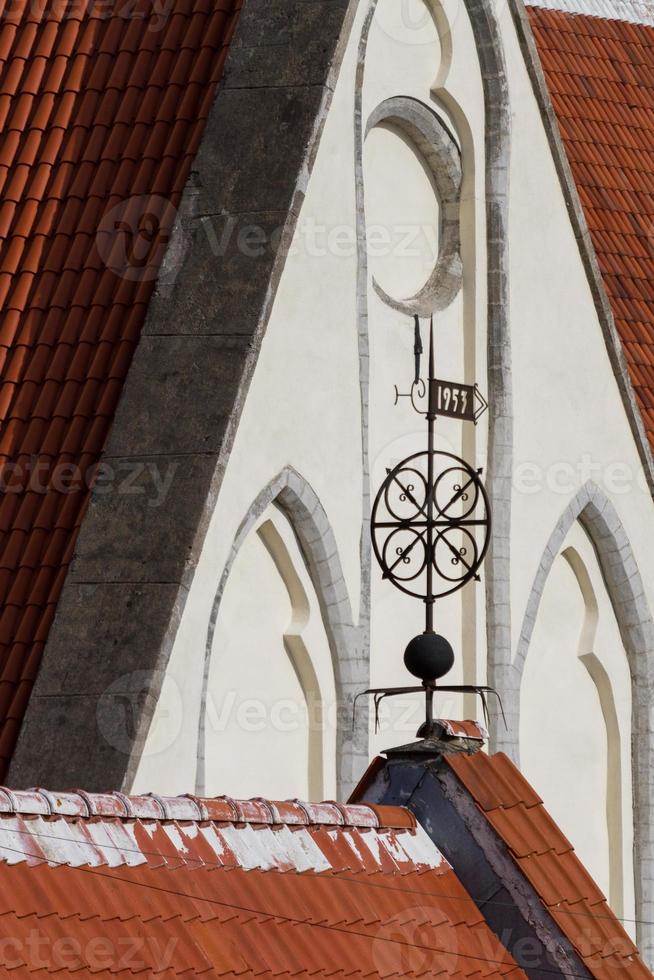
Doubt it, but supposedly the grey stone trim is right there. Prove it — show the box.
[511,481,654,955]
[196,466,366,802]
[508,0,654,497]
[350,0,379,794]
[8,0,361,795]
[365,95,463,315]
[458,0,513,751]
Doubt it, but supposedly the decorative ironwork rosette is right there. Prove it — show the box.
[371,450,491,600]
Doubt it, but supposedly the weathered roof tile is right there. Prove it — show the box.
[447,752,651,978]
[0,787,529,976]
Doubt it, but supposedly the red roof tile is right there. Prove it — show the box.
[0,0,242,778]
[0,787,528,977]
[447,751,651,979]
[527,4,654,454]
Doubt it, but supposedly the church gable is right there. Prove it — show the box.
[2,0,654,963]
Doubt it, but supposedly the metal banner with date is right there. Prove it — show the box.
[431,378,488,424]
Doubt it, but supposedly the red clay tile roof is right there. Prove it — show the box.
[526,4,654,450]
[0,0,241,778]
[0,788,528,976]
[447,751,652,979]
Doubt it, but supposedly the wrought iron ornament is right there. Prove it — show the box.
[371,320,491,617]
[357,315,504,740]
[371,451,490,601]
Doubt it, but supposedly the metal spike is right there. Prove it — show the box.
[413,315,423,385]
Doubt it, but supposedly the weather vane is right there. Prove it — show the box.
[356,315,504,741]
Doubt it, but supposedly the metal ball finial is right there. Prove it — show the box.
[404,632,454,682]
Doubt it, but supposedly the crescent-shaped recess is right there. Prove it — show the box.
[365,96,463,315]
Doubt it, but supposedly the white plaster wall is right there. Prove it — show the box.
[364,123,441,299]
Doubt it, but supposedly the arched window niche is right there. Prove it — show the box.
[520,520,635,929]
[195,467,364,803]
[202,503,337,802]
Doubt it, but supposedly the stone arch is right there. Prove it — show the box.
[195,466,365,801]
[510,481,654,947]
[365,95,463,315]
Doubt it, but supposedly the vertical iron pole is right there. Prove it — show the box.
[426,317,435,634]
[425,684,434,729]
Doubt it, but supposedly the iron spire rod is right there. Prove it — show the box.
[426,316,435,634]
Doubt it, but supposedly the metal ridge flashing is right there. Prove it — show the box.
[0,788,414,829]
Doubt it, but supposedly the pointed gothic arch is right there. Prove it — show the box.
[509,481,654,948]
[561,544,624,916]
[196,466,365,800]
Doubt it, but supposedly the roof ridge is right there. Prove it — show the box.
[0,787,416,829]
[526,0,654,28]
